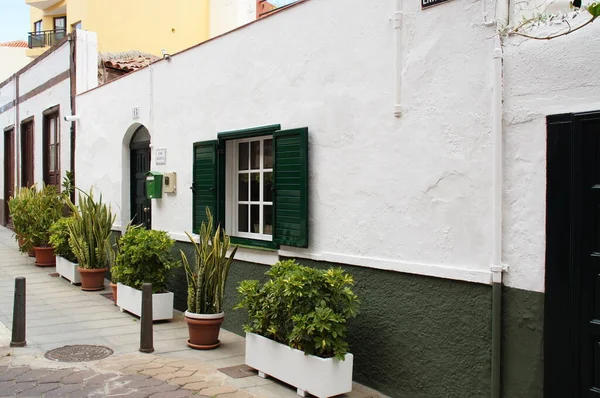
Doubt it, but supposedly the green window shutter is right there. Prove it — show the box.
[192,140,218,234]
[273,127,309,248]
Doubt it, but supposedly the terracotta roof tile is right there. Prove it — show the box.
[103,56,158,72]
[0,40,28,48]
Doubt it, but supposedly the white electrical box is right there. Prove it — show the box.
[163,172,177,193]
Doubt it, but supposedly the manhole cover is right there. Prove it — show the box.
[44,345,114,362]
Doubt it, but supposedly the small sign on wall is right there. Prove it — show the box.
[155,148,167,165]
[132,106,140,119]
[422,0,452,8]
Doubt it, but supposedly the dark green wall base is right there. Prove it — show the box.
[169,242,544,398]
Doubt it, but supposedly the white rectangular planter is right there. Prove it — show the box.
[55,256,81,284]
[116,283,174,321]
[245,332,353,398]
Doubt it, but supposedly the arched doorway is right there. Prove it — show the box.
[129,125,151,229]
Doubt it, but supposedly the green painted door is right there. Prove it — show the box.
[130,144,151,230]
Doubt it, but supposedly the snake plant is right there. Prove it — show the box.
[67,190,115,269]
[180,208,238,314]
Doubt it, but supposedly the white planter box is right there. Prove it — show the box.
[245,332,353,398]
[116,283,174,321]
[56,256,80,284]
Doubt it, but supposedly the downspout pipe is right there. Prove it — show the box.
[490,34,506,398]
[393,0,402,118]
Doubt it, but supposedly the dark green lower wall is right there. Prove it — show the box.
[169,242,544,398]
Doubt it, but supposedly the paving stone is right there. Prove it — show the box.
[0,366,8,374]
[150,389,194,398]
[106,393,150,398]
[0,367,31,381]
[15,382,60,396]
[122,362,164,373]
[14,368,52,382]
[124,376,167,389]
[153,369,194,381]
[37,368,76,383]
[84,372,120,385]
[68,385,107,398]
[140,365,180,376]
[118,374,151,383]
[44,383,88,397]
[218,391,256,398]
[136,383,180,395]
[0,381,37,395]
[61,369,97,384]
[199,385,238,396]
[170,374,208,386]
[181,380,222,391]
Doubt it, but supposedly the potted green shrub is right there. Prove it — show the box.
[28,185,65,267]
[180,208,238,349]
[112,224,178,320]
[8,187,36,256]
[49,217,80,284]
[67,190,115,291]
[235,260,360,398]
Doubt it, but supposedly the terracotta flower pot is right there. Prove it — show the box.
[184,311,224,350]
[34,246,56,267]
[110,282,118,305]
[78,267,107,291]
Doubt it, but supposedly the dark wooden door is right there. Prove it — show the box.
[546,111,600,397]
[4,129,14,226]
[20,121,34,188]
[130,144,151,229]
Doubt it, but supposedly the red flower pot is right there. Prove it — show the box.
[34,247,55,267]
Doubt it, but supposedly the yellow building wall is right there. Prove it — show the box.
[69,0,210,56]
[27,0,210,57]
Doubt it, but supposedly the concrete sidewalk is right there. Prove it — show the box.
[0,226,383,398]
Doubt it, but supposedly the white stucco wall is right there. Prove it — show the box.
[77,0,501,286]
[209,0,256,37]
[0,32,97,205]
[502,17,600,293]
[0,47,30,83]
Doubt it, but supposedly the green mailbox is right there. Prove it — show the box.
[146,171,163,199]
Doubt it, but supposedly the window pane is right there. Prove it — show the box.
[251,173,260,201]
[238,173,248,201]
[238,204,248,232]
[263,205,273,235]
[251,204,260,233]
[264,172,273,202]
[50,118,56,144]
[251,141,260,170]
[238,142,249,171]
[264,139,273,169]
[49,145,56,171]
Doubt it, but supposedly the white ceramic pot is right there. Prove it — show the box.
[245,332,354,398]
[116,283,174,321]
[56,256,81,284]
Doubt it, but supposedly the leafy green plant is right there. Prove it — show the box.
[27,185,65,247]
[112,224,178,292]
[180,208,238,314]
[8,187,37,253]
[67,190,115,269]
[235,260,360,360]
[49,217,77,262]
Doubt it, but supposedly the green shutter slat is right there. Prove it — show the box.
[192,140,218,234]
[273,127,308,248]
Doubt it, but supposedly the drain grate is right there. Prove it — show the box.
[44,345,114,362]
[217,364,256,379]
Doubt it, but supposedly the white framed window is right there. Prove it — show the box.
[227,136,274,241]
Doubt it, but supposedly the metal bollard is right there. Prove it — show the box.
[10,277,26,347]
[139,283,154,353]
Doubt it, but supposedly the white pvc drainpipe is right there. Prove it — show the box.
[393,0,402,118]
[490,34,506,398]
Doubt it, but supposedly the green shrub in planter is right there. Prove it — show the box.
[49,217,77,263]
[235,260,360,360]
[112,224,178,293]
[8,187,37,253]
[19,184,64,248]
